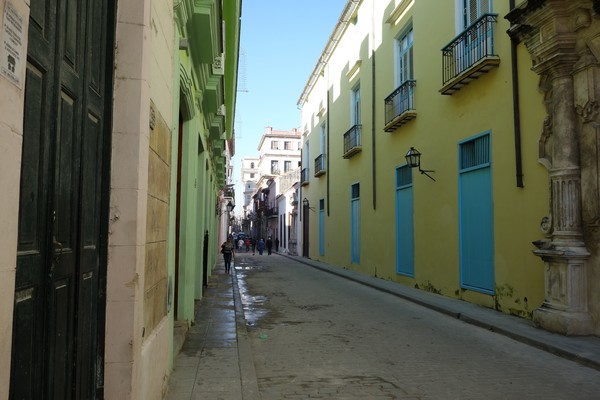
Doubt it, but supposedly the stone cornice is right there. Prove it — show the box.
[506,0,592,75]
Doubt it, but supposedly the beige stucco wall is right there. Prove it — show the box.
[141,0,176,398]
[106,0,176,397]
[105,0,151,397]
[0,0,28,397]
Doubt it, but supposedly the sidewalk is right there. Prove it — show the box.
[165,260,259,400]
[165,254,600,399]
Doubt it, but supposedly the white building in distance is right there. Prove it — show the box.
[240,156,259,212]
[256,127,302,178]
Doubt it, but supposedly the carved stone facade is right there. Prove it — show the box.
[507,0,600,335]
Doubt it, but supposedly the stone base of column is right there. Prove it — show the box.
[533,245,592,336]
[533,305,593,336]
[533,244,594,336]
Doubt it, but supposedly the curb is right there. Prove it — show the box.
[232,268,261,400]
[280,253,600,372]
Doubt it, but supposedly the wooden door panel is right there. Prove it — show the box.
[12,0,113,397]
[47,278,73,400]
[62,0,80,69]
[87,0,106,94]
[396,187,415,277]
[10,287,38,400]
[53,90,78,283]
[81,114,101,251]
[16,63,50,282]
[11,0,55,394]
[76,272,97,398]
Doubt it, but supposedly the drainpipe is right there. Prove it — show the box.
[371,51,377,209]
[509,0,524,188]
[327,89,330,216]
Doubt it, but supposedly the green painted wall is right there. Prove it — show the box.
[169,1,241,361]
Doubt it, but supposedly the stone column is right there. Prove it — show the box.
[507,1,594,335]
[532,69,593,335]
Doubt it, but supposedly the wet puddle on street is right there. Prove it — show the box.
[235,262,269,330]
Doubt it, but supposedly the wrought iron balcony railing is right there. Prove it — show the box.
[266,206,278,217]
[440,13,499,95]
[314,154,326,177]
[343,124,362,159]
[384,80,416,132]
[300,167,310,186]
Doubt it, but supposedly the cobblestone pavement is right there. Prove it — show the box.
[238,253,600,400]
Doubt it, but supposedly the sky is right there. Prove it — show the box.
[232,0,348,214]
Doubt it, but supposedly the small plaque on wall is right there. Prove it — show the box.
[1,1,24,88]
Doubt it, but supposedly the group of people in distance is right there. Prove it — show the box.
[220,235,279,273]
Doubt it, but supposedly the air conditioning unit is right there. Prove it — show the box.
[217,104,226,116]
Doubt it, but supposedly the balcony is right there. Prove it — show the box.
[314,154,326,177]
[440,14,500,95]
[266,206,278,218]
[384,80,416,132]
[253,200,266,211]
[301,167,310,186]
[343,125,362,159]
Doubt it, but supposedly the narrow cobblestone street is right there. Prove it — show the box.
[166,252,600,399]
[235,253,600,399]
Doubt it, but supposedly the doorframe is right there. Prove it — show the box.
[458,131,494,295]
[395,164,415,277]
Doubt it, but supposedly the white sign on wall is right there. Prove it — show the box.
[1,1,24,88]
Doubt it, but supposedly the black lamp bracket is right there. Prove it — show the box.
[418,168,436,181]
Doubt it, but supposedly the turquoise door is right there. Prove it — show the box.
[351,183,360,264]
[396,166,414,276]
[459,134,494,294]
[319,199,325,256]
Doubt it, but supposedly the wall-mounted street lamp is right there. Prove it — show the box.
[405,147,436,181]
[302,198,315,211]
[217,200,235,216]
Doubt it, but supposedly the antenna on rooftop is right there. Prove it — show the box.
[237,47,249,93]
[235,115,243,140]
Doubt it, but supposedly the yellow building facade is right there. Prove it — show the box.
[299,0,549,320]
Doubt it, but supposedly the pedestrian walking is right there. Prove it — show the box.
[237,238,244,251]
[245,238,251,252]
[257,238,265,255]
[251,237,257,255]
[275,237,279,252]
[220,236,235,273]
[266,237,273,255]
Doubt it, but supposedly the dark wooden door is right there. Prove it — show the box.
[10,0,114,398]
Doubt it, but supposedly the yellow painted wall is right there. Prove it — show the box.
[300,0,548,318]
